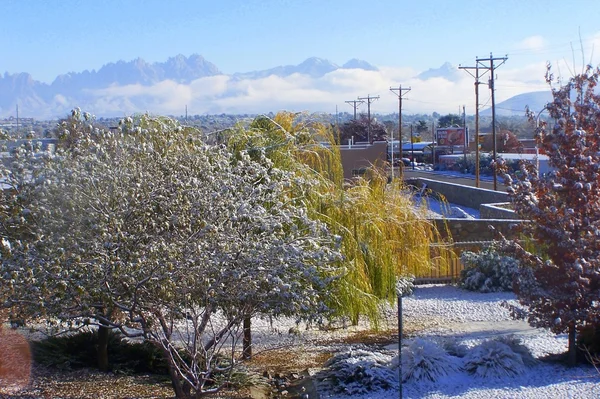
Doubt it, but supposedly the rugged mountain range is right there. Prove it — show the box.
[1,54,550,119]
[1,54,222,116]
[1,54,382,118]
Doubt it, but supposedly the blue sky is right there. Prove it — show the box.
[2,0,600,116]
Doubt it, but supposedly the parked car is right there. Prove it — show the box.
[393,158,411,166]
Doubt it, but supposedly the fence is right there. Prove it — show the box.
[410,241,494,285]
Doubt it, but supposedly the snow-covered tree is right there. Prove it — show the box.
[498,65,600,365]
[0,110,341,398]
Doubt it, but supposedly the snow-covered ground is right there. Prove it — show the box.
[281,285,599,399]
[415,196,480,219]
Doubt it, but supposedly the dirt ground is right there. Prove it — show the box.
[0,325,402,399]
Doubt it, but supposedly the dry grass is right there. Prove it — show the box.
[249,345,333,374]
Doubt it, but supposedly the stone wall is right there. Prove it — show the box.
[432,218,524,242]
[479,203,517,219]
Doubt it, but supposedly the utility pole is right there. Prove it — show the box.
[431,121,436,166]
[390,86,411,163]
[357,95,379,143]
[462,105,467,170]
[410,124,415,170]
[460,54,506,189]
[478,53,507,191]
[16,104,19,136]
[459,63,486,187]
[345,100,364,120]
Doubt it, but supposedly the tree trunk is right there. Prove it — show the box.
[162,345,187,398]
[242,316,252,360]
[97,324,110,372]
[568,323,577,366]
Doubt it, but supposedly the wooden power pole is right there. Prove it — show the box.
[390,86,411,163]
[358,95,379,143]
[460,54,506,190]
[345,100,364,120]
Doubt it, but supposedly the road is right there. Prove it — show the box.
[399,169,508,192]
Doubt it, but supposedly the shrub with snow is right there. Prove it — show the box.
[463,340,525,378]
[460,246,519,292]
[315,349,396,394]
[494,335,538,367]
[441,338,469,358]
[400,339,460,382]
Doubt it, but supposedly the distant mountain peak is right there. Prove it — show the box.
[416,62,461,82]
[342,59,378,71]
[301,56,331,64]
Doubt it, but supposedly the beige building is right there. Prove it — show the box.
[338,141,388,179]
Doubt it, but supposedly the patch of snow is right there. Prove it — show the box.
[414,196,480,219]
[318,285,599,399]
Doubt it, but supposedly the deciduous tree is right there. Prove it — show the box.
[498,65,600,365]
[337,114,387,144]
[1,110,341,397]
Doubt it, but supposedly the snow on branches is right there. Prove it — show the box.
[0,111,342,397]
[497,65,600,364]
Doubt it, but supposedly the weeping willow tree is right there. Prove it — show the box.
[226,112,453,326]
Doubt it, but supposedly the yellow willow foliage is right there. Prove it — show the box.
[226,112,453,326]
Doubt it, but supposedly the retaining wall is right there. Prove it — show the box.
[479,202,517,219]
[406,177,508,209]
[432,218,524,242]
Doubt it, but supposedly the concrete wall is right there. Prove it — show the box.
[433,218,524,242]
[406,177,508,209]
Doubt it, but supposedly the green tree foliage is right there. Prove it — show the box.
[227,112,451,325]
[498,65,600,365]
[437,114,462,128]
[416,120,429,135]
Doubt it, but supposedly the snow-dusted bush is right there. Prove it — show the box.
[494,335,538,367]
[460,246,519,292]
[316,349,396,394]
[441,338,469,358]
[463,340,525,378]
[400,339,460,382]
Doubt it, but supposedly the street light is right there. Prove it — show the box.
[410,124,415,170]
[535,106,550,178]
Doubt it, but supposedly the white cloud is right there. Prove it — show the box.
[76,62,555,117]
[516,35,546,52]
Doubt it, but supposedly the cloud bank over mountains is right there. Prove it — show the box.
[1,54,552,119]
